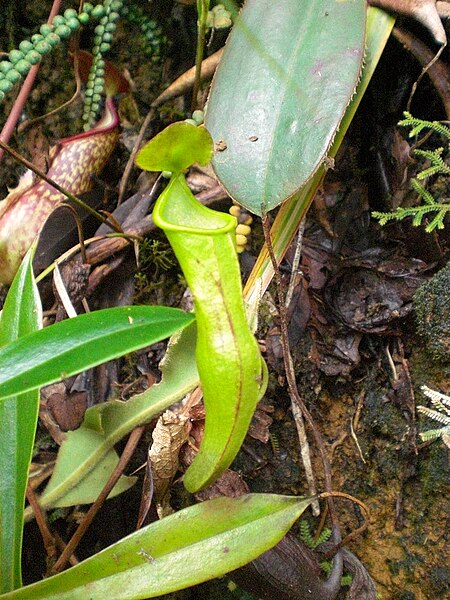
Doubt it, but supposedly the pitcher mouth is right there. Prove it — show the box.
[153,173,236,237]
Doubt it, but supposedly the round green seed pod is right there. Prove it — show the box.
[192,110,204,125]
[99,42,110,53]
[96,68,105,77]
[83,2,94,13]
[85,87,94,97]
[94,24,104,35]
[66,18,81,32]
[93,84,103,94]
[105,22,116,32]
[31,33,44,45]
[0,61,14,74]
[55,24,71,38]
[92,45,100,55]
[94,76,105,87]
[63,8,78,20]
[40,24,54,36]
[93,35,102,46]
[52,15,66,27]
[111,0,123,11]
[14,59,31,76]
[99,16,109,25]
[19,40,34,54]
[184,118,197,126]
[102,32,113,43]
[92,5,106,19]
[109,12,120,22]
[78,12,90,25]
[0,79,14,93]
[5,69,21,84]
[25,50,42,65]
[34,40,52,55]
[0,90,5,103]
[91,101,100,112]
[92,93,102,103]
[46,32,61,47]
[161,171,172,179]
[96,58,105,69]
[9,50,24,64]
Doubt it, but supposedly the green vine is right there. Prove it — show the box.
[372,112,450,232]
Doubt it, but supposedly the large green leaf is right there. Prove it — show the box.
[0,306,194,401]
[205,0,366,215]
[0,248,42,592]
[31,323,199,513]
[3,494,314,600]
[243,7,395,302]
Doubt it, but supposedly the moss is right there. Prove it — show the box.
[414,264,450,361]
[427,566,450,595]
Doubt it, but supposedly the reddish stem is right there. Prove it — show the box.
[0,0,62,162]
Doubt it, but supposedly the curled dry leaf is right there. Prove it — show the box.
[149,409,190,518]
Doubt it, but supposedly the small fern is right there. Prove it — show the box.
[417,385,450,448]
[372,112,450,232]
[398,112,450,140]
[299,520,332,550]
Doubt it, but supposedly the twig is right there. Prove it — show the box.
[0,0,62,161]
[50,425,145,574]
[350,390,366,463]
[118,108,155,205]
[284,219,305,308]
[393,26,450,119]
[261,215,343,554]
[26,484,57,565]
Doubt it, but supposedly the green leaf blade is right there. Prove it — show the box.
[3,494,314,600]
[205,0,366,215]
[0,306,194,401]
[135,122,213,174]
[34,323,199,513]
[0,248,42,592]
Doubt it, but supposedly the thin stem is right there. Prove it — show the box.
[50,426,145,574]
[192,0,210,112]
[261,215,342,548]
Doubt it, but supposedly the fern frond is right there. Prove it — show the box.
[421,385,450,412]
[399,112,450,140]
[299,521,332,549]
[417,406,450,425]
[419,427,450,442]
[414,148,450,180]
[372,204,450,230]
[299,520,315,548]
[411,179,436,204]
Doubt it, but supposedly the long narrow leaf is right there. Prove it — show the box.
[32,323,199,512]
[0,248,42,592]
[0,306,194,401]
[4,494,314,600]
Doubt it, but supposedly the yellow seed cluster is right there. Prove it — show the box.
[229,202,253,253]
